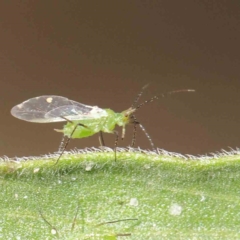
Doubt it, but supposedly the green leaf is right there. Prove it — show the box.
[0,148,240,239]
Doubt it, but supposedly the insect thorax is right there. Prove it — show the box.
[54,109,127,138]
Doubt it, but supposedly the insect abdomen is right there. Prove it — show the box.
[61,121,97,139]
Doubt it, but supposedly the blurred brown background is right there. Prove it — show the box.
[0,1,240,158]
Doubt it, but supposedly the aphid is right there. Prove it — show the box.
[11,86,195,164]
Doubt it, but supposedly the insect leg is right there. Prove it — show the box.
[55,121,88,165]
[130,115,155,150]
[121,126,126,140]
[55,137,71,165]
[113,130,119,161]
[98,131,105,146]
[139,123,155,150]
[58,135,69,152]
[131,121,139,147]
[129,115,139,147]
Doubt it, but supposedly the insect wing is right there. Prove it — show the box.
[45,105,107,121]
[11,95,107,123]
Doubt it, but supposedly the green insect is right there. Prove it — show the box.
[11,86,194,164]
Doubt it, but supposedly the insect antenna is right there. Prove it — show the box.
[131,84,149,108]
[131,89,195,149]
[135,89,195,111]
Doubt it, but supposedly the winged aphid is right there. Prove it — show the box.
[11,86,194,164]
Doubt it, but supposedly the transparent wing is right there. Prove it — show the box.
[11,95,107,123]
